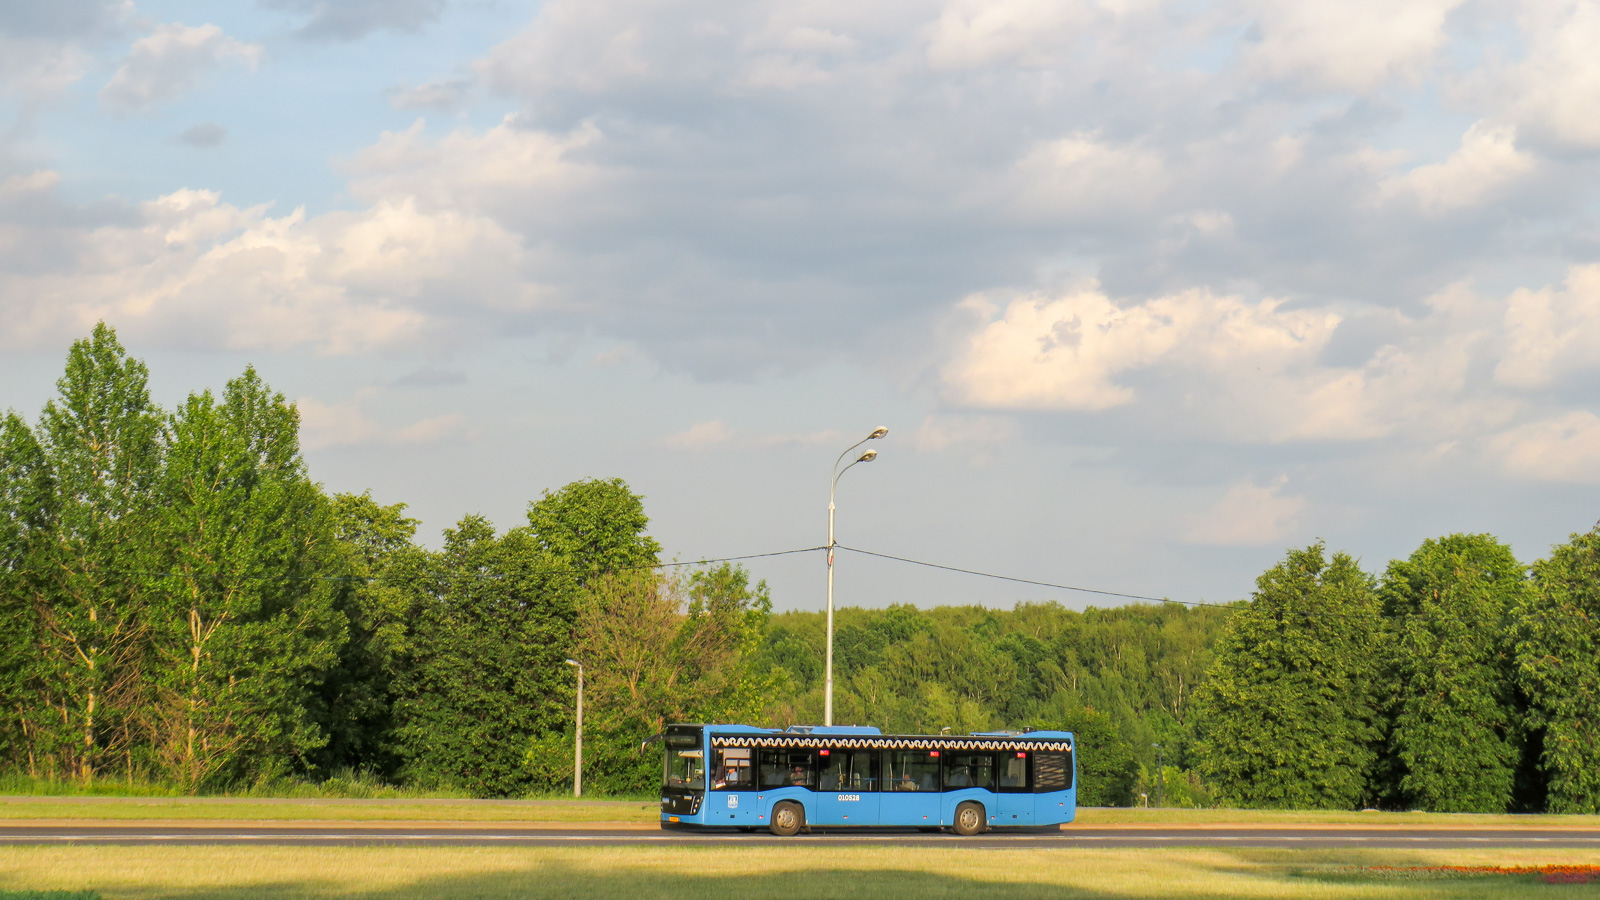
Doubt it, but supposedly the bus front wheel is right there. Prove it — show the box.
[770,801,804,837]
[952,802,986,836]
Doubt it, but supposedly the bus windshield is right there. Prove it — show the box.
[667,750,705,788]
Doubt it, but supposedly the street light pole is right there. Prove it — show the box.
[1153,743,1164,809]
[566,659,584,798]
[825,426,888,727]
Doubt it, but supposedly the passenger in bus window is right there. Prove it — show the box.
[789,765,807,786]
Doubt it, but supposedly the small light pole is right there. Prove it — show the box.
[825,426,888,727]
[1153,743,1164,808]
[566,659,584,798]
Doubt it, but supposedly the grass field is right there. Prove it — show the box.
[4,796,1599,829]
[4,846,1600,899]
[0,797,658,823]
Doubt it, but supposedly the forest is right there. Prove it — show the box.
[3,325,1600,813]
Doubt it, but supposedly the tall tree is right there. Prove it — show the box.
[313,492,421,777]
[33,323,165,780]
[1191,544,1386,809]
[142,369,347,789]
[1516,528,1600,813]
[531,563,775,794]
[1381,534,1528,812]
[525,478,661,584]
[389,516,576,796]
[0,414,54,773]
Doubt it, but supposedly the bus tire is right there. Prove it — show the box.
[952,802,986,836]
[770,801,804,837]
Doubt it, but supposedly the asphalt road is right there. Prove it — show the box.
[5,824,1600,849]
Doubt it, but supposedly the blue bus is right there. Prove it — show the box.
[659,724,1075,835]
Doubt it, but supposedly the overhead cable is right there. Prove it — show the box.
[835,544,1239,610]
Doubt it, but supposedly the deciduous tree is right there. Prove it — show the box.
[143,369,347,789]
[1382,534,1528,812]
[1516,528,1600,813]
[390,517,575,795]
[1192,544,1386,809]
[33,324,165,780]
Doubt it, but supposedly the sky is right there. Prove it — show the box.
[3,0,1599,612]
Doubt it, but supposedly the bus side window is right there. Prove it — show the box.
[999,752,1029,790]
[760,749,815,789]
[820,749,878,792]
[886,750,939,791]
[943,752,994,789]
[758,749,787,789]
[714,747,751,790]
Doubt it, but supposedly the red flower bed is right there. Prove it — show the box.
[1364,865,1600,884]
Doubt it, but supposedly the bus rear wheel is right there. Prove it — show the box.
[952,801,986,836]
[770,801,804,837]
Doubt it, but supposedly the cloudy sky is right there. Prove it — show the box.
[3,0,1599,610]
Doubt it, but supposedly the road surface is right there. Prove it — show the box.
[4,823,1599,849]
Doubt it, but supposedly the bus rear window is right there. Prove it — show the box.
[1034,752,1071,792]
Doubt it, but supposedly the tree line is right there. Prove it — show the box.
[1191,535,1600,814]
[0,325,770,796]
[3,326,1600,812]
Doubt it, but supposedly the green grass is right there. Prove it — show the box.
[0,771,479,801]
[1074,807,1600,828]
[0,796,658,823]
[2,846,1599,898]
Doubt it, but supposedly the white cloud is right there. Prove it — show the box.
[0,170,61,196]
[0,1,131,99]
[663,420,734,449]
[915,414,1018,466]
[296,398,380,449]
[265,0,447,42]
[944,285,1341,415]
[1495,265,1600,389]
[0,37,92,98]
[389,77,471,110]
[999,134,1170,222]
[346,118,602,224]
[757,428,850,447]
[396,413,467,443]
[1183,476,1306,546]
[1467,0,1600,151]
[1239,0,1464,93]
[925,0,1134,70]
[298,401,467,449]
[100,23,261,112]
[941,280,1515,445]
[0,185,533,354]
[1381,121,1535,215]
[1494,412,1600,485]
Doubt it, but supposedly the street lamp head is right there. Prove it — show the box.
[565,659,580,667]
[857,449,878,463]
[868,426,889,439]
